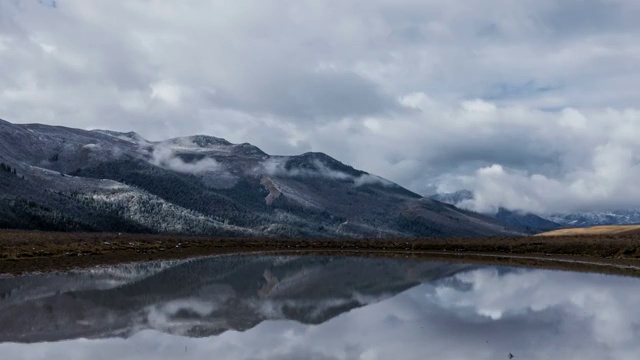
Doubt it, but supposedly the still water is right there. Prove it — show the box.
[0,255,639,359]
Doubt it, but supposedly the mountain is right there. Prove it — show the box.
[546,209,640,227]
[430,189,474,205]
[0,118,522,238]
[494,208,563,233]
[0,255,470,342]
[430,190,562,234]
[432,189,640,229]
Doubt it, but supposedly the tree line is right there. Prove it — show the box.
[0,162,17,175]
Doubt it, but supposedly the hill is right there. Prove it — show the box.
[537,225,640,236]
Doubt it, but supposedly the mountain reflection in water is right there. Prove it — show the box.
[1,255,639,360]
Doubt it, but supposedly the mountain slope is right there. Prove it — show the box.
[0,118,523,237]
[494,208,563,233]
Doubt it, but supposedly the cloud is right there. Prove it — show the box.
[149,81,184,107]
[432,268,640,347]
[210,68,399,120]
[259,158,352,180]
[454,152,640,214]
[258,157,397,188]
[37,0,57,8]
[308,99,640,214]
[353,174,396,187]
[1,0,640,213]
[149,145,222,174]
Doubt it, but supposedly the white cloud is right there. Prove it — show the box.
[150,81,184,107]
[1,0,640,213]
[258,157,396,188]
[433,268,640,347]
[149,145,221,174]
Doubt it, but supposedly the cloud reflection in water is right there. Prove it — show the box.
[1,257,639,360]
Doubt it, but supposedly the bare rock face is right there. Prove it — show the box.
[0,118,524,238]
[260,176,282,206]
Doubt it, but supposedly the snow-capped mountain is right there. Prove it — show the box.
[432,190,640,229]
[0,118,523,237]
[547,209,640,227]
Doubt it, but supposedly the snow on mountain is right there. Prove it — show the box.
[547,209,640,227]
[0,118,524,237]
[432,189,640,229]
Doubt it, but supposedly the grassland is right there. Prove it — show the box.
[538,225,640,236]
[2,230,640,276]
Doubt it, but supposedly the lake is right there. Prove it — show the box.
[0,255,638,359]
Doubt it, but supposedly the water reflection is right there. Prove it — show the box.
[1,255,639,359]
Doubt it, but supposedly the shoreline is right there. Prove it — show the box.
[2,230,640,277]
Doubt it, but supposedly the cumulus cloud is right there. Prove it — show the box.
[318,98,640,214]
[428,105,640,214]
[1,0,640,213]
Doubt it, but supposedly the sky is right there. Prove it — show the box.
[1,0,640,214]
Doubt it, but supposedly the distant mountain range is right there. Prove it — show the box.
[431,190,640,229]
[546,209,640,227]
[0,119,525,238]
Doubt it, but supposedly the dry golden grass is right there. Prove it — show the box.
[537,225,640,236]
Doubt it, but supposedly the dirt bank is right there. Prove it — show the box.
[2,230,640,276]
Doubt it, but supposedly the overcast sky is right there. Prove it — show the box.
[1,0,640,214]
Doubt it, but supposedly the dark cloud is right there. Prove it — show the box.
[209,69,399,120]
[484,80,561,100]
[539,0,632,36]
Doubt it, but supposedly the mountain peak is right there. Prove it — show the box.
[92,129,146,143]
[163,135,232,148]
[286,152,367,178]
